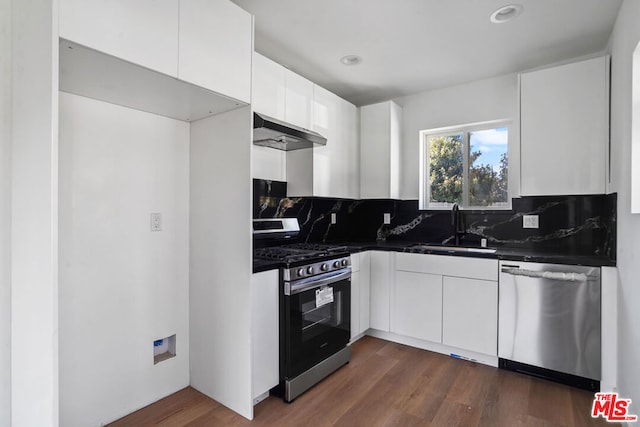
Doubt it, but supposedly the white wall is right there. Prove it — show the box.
[0,0,11,424]
[252,145,286,181]
[11,0,59,425]
[59,93,190,426]
[608,0,640,417]
[394,74,519,200]
[190,106,253,419]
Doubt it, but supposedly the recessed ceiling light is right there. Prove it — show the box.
[340,55,362,66]
[490,4,524,23]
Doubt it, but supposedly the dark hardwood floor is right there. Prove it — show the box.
[109,336,616,426]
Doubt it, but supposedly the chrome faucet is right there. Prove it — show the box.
[451,203,464,246]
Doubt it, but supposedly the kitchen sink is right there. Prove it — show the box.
[410,244,497,254]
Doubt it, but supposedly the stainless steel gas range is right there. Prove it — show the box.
[253,219,352,402]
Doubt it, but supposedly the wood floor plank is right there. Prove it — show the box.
[430,400,483,427]
[528,377,574,426]
[107,336,618,427]
[270,349,399,426]
[480,367,531,426]
[398,352,463,421]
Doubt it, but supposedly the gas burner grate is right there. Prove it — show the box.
[253,243,349,264]
[281,243,349,253]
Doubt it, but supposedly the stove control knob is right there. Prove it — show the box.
[321,263,329,271]
[333,260,341,268]
[307,266,314,275]
[297,268,305,277]
[341,259,349,267]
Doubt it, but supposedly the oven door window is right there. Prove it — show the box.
[285,278,350,378]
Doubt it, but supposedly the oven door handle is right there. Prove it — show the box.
[285,268,352,296]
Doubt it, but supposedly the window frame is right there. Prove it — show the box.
[419,119,512,211]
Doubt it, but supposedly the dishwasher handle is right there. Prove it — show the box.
[500,267,592,282]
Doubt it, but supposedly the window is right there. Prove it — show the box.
[420,120,510,210]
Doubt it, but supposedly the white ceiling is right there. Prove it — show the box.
[230,0,622,106]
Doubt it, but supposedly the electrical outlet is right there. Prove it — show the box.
[383,213,391,224]
[331,213,337,225]
[150,212,162,232]
[523,214,539,229]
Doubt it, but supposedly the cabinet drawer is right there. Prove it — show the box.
[395,252,498,281]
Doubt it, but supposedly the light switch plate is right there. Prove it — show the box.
[331,213,337,225]
[523,214,539,229]
[383,213,391,224]
[151,212,162,232]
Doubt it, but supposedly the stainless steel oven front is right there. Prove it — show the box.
[278,256,352,402]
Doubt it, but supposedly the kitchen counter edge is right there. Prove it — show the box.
[252,242,615,274]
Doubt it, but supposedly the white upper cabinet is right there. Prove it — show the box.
[179,0,252,103]
[60,0,180,77]
[60,0,252,104]
[252,52,359,198]
[520,56,609,196]
[252,52,313,127]
[251,53,287,182]
[252,53,286,120]
[313,85,359,199]
[284,71,314,129]
[360,101,402,199]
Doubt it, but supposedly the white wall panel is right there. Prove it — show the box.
[607,0,640,417]
[11,1,59,425]
[0,0,11,423]
[190,106,253,419]
[59,93,190,426]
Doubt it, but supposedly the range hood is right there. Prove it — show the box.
[253,112,327,151]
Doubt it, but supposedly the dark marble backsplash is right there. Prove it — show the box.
[253,179,617,261]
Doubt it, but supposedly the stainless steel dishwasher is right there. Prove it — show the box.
[498,260,601,391]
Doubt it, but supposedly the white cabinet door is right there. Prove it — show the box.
[360,100,401,199]
[339,98,360,199]
[59,0,179,77]
[312,84,338,198]
[369,251,392,332]
[350,253,361,341]
[350,251,371,340]
[520,56,608,196]
[250,270,279,400]
[179,0,252,103]
[351,270,361,341]
[285,71,314,129]
[393,271,442,343]
[312,85,359,199]
[251,53,287,182]
[359,252,371,334]
[442,276,497,356]
[252,53,286,120]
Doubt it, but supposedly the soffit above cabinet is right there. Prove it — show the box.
[59,39,247,122]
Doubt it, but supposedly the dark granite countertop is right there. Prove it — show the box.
[253,241,615,274]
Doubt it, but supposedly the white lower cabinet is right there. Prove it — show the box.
[442,276,497,356]
[350,252,371,341]
[250,270,279,402]
[369,251,393,332]
[393,271,442,342]
[388,252,498,358]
